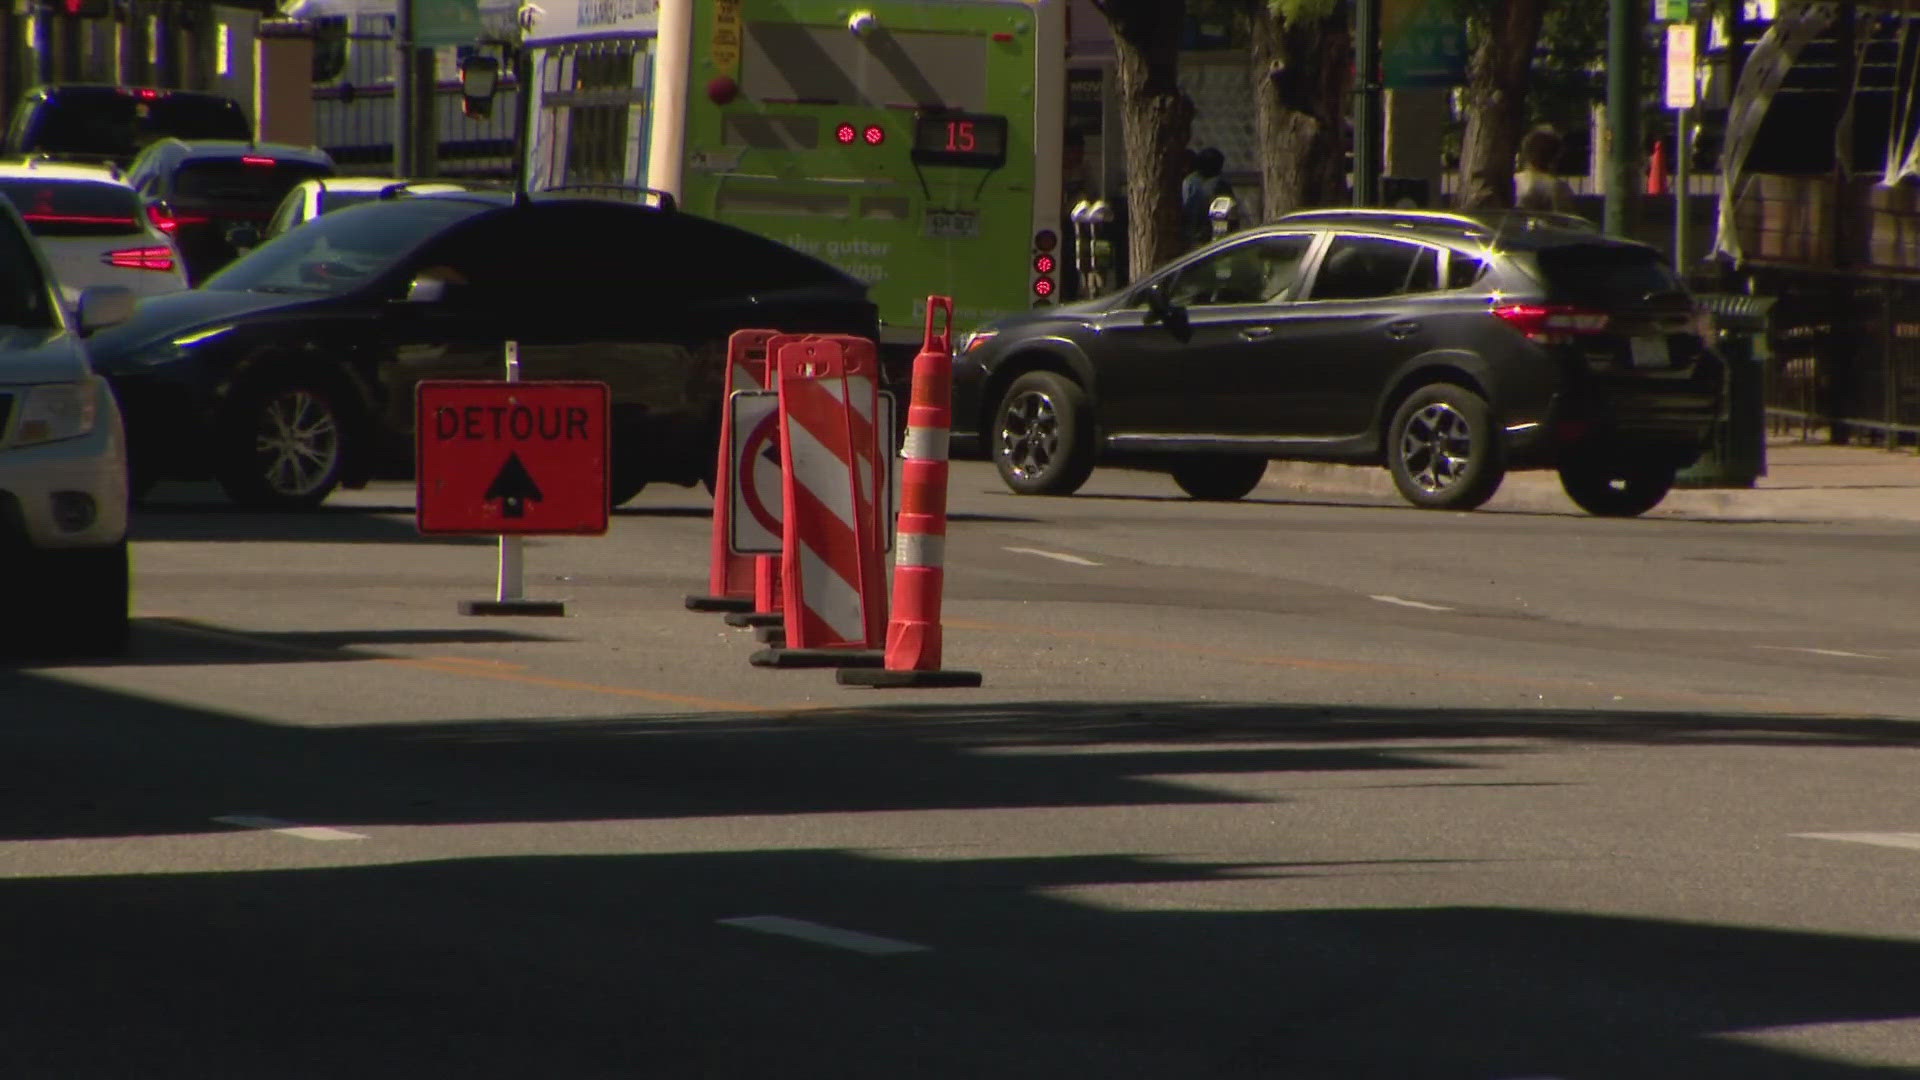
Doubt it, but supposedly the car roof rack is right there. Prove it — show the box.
[538,183,677,212]
[1275,207,1599,239]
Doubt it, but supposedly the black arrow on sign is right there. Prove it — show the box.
[485,451,543,518]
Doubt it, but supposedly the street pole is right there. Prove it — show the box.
[1352,0,1382,206]
[395,0,416,177]
[1604,0,1642,238]
[1675,104,1689,271]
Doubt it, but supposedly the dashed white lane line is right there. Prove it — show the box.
[1755,646,1888,660]
[1793,832,1920,852]
[1370,594,1454,612]
[1004,547,1102,567]
[213,815,368,842]
[719,916,931,956]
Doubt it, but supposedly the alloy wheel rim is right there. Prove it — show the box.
[255,389,340,497]
[1399,402,1472,494]
[998,389,1061,481]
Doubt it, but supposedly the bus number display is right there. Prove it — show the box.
[911,112,1009,169]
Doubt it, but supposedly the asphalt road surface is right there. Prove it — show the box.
[7,462,1920,1078]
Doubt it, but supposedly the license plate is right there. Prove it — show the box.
[1629,335,1670,368]
[924,210,978,239]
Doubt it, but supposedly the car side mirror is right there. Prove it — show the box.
[1141,282,1190,338]
[227,225,261,251]
[405,274,450,304]
[75,285,135,333]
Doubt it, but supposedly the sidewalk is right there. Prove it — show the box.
[1262,437,1920,523]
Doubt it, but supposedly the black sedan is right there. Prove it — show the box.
[951,208,1722,516]
[88,190,879,509]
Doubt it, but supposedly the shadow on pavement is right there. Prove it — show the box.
[132,504,490,546]
[8,667,1920,1075]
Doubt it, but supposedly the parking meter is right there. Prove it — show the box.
[1209,194,1239,240]
[1084,200,1114,296]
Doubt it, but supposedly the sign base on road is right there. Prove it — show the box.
[838,667,984,688]
[459,598,567,617]
[748,647,885,670]
[686,594,756,613]
[725,611,783,629]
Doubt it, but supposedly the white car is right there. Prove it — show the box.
[0,159,189,315]
[0,194,137,656]
[264,176,475,240]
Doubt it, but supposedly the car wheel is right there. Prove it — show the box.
[1386,383,1505,511]
[993,370,1095,496]
[1558,458,1677,517]
[1170,455,1267,501]
[216,378,349,510]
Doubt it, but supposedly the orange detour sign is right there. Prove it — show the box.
[416,380,610,535]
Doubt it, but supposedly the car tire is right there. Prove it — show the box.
[1558,458,1677,517]
[1170,455,1267,501]
[992,370,1096,496]
[1386,383,1505,511]
[216,377,350,510]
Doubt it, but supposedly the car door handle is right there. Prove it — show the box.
[1386,320,1422,339]
[1240,325,1275,340]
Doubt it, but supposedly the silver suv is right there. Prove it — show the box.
[0,195,135,656]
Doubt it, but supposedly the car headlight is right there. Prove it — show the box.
[958,329,998,355]
[14,378,100,446]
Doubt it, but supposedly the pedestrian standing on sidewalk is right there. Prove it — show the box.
[1514,126,1577,214]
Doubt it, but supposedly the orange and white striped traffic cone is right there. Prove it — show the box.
[841,296,982,688]
[688,329,778,613]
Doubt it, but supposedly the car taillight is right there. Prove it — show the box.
[104,246,175,271]
[1491,303,1610,344]
[148,204,209,232]
[23,213,138,227]
[240,156,277,167]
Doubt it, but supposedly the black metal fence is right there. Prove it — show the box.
[1753,270,1920,450]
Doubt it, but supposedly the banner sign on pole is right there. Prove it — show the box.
[1665,23,1698,110]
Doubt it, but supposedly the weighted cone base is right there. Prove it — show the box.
[459,599,567,617]
[754,626,786,646]
[686,594,755,613]
[837,667,983,688]
[725,612,784,629]
[750,647,885,669]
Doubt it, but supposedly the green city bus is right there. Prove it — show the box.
[522,0,1066,350]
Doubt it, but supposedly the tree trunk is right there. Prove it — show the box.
[1455,0,1548,209]
[1247,1,1353,220]
[1106,0,1193,281]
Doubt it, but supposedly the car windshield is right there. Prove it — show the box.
[0,178,142,238]
[204,198,488,297]
[174,158,334,219]
[1530,244,1686,306]
[319,190,383,215]
[24,91,252,159]
[0,212,55,328]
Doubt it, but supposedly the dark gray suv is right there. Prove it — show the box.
[950,209,1724,516]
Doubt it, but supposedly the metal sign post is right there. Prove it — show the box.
[416,344,610,617]
[495,341,529,608]
[1666,22,1698,272]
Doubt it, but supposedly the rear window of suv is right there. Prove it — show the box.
[0,179,141,237]
[15,89,252,160]
[174,159,332,216]
[1530,244,1685,306]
